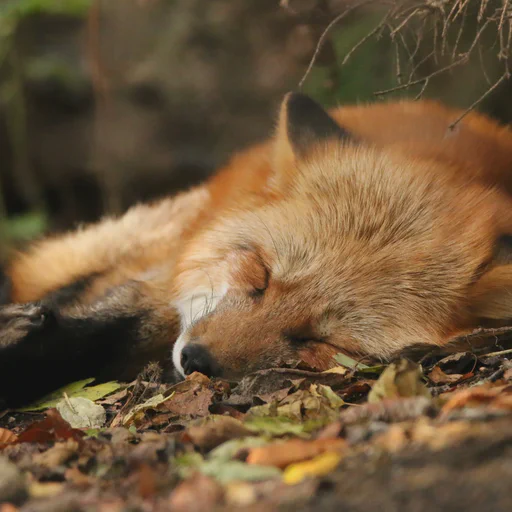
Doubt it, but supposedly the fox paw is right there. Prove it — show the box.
[0,304,53,349]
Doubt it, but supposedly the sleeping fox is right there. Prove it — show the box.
[1,92,512,406]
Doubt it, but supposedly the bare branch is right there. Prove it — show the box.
[448,71,510,129]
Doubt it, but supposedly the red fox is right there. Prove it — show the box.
[1,92,512,406]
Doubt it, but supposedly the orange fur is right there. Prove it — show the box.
[6,94,512,381]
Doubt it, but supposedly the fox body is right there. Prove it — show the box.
[2,93,512,405]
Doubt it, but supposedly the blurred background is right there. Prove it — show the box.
[0,0,510,261]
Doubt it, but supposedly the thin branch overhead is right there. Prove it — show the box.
[290,0,512,126]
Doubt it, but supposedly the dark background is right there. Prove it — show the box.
[0,0,510,260]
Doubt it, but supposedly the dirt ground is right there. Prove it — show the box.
[1,330,512,511]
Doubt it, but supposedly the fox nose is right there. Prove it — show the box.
[180,343,220,377]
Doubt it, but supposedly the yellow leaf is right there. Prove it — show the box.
[283,451,342,485]
[322,366,348,375]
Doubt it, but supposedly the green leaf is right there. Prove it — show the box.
[357,364,387,375]
[174,452,205,478]
[173,451,281,483]
[16,379,121,412]
[199,460,281,483]
[244,416,308,437]
[334,353,369,370]
[315,384,346,409]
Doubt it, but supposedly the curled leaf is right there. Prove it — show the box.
[368,359,431,403]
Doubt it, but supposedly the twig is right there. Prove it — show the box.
[480,347,512,358]
[341,10,393,66]
[414,76,429,99]
[374,55,468,96]
[298,0,374,89]
[448,71,509,130]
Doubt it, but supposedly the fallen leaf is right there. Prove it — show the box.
[244,416,308,437]
[160,373,214,417]
[29,481,64,498]
[122,393,171,427]
[137,464,157,499]
[334,353,369,369]
[168,473,224,512]
[440,384,512,416]
[174,452,205,479]
[283,451,342,485]
[199,459,281,483]
[33,439,79,468]
[183,415,254,452]
[247,438,346,468]
[428,366,466,385]
[340,396,436,424]
[0,456,27,504]
[0,428,18,449]
[436,352,477,374]
[17,379,121,412]
[321,366,349,376]
[225,368,350,408]
[340,381,373,402]
[64,467,94,487]
[224,481,258,507]
[17,409,85,444]
[247,384,345,432]
[209,437,269,463]
[356,364,387,375]
[368,359,431,403]
[56,397,107,428]
[97,388,128,406]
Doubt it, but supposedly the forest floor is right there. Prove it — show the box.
[1,330,512,511]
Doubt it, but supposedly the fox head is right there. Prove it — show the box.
[171,93,512,379]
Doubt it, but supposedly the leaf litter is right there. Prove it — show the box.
[1,333,512,510]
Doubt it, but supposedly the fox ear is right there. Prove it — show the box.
[469,235,512,326]
[280,92,350,157]
[272,93,350,188]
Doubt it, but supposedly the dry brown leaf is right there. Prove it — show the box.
[441,385,512,416]
[436,352,477,374]
[159,372,215,417]
[374,418,476,452]
[428,366,465,385]
[167,473,224,512]
[17,409,85,445]
[64,467,94,487]
[183,415,254,452]
[247,438,346,468]
[368,360,431,403]
[137,464,157,499]
[340,396,436,425]
[33,439,79,468]
[225,368,350,407]
[0,428,18,449]
[315,421,343,440]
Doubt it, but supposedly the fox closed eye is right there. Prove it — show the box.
[283,329,325,345]
[228,249,270,297]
